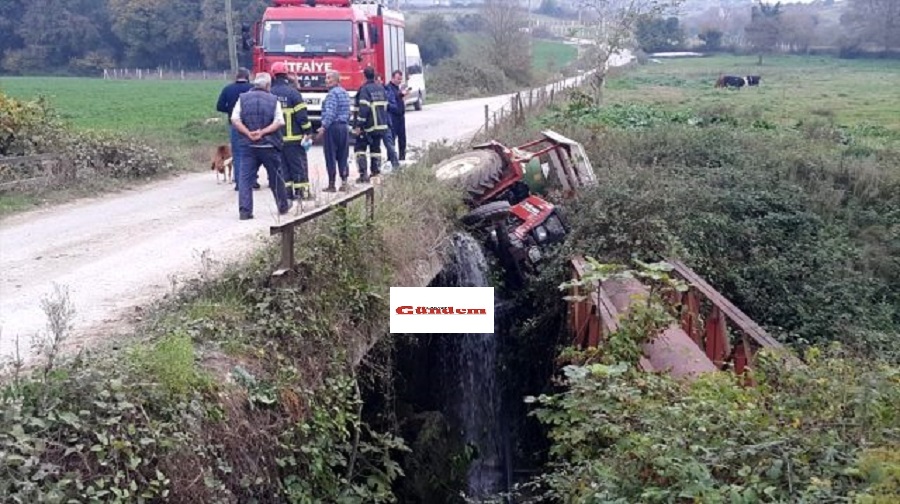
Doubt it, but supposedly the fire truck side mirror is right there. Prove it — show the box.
[241,24,253,50]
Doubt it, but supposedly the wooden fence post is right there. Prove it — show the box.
[484,104,489,134]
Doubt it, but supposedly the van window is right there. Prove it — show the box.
[407,57,422,75]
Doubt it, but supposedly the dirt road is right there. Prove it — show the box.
[0,75,596,363]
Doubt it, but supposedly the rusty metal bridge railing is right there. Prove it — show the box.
[568,256,793,379]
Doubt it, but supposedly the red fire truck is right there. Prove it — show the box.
[249,0,407,125]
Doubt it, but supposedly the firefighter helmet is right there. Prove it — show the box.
[270,61,287,75]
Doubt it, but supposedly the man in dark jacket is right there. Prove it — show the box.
[231,72,292,220]
[270,62,314,200]
[216,67,258,191]
[375,74,400,171]
[385,70,408,161]
[352,67,390,183]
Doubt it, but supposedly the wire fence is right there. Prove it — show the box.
[470,71,593,142]
[102,68,232,81]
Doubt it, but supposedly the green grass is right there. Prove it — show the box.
[604,55,900,137]
[532,39,578,74]
[0,76,230,146]
[0,192,38,217]
[455,34,578,76]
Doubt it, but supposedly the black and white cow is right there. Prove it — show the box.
[715,75,746,88]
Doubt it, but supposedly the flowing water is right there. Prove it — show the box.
[432,232,511,501]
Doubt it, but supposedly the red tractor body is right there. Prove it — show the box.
[434,131,597,286]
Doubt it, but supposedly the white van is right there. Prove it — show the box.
[403,43,426,111]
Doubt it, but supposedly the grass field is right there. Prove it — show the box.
[604,55,900,138]
[455,34,578,76]
[0,77,230,147]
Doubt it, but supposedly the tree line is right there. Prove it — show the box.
[0,0,272,76]
[631,0,900,58]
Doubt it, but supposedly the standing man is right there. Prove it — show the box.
[375,74,400,171]
[316,70,352,192]
[216,67,259,191]
[385,70,408,161]
[270,62,314,201]
[351,67,389,183]
[231,72,292,220]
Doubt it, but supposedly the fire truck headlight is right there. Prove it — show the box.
[535,226,548,243]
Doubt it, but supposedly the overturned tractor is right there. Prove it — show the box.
[432,130,792,382]
[433,130,597,287]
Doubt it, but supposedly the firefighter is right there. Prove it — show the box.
[269,62,314,200]
[351,67,390,183]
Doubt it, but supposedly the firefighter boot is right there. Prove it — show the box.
[355,151,369,183]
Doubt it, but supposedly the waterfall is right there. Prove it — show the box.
[431,232,511,501]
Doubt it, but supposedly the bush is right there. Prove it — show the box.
[0,92,177,191]
[530,101,900,359]
[522,345,900,503]
[428,57,515,98]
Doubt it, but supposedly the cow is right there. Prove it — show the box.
[746,75,761,86]
[715,75,745,89]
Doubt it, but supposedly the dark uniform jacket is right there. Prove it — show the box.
[385,82,405,118]
[353,80,389,134]
[217,80,253,118]
[271,76,313,142]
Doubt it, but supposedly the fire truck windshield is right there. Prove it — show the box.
[262,20,353,55]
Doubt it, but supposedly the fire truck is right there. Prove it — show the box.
[248,0,407,125]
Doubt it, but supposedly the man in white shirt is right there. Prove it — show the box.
[231,72,292,220]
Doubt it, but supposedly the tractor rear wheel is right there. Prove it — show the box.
[434,149,505,203]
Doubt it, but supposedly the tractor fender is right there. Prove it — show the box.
[461,200,511,226]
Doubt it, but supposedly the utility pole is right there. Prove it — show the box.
[225,0,239,74]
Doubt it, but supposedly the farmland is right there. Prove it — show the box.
[0,77,229,146]
[604,54,900,145]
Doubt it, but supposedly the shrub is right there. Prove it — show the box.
[0,92,177,193]
[522,345,900,503]
[428,57,515,98]
[528,108,900,359]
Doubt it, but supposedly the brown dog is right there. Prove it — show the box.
[210,144,233,183]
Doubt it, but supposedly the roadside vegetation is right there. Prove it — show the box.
[480,52,900,502]
[0,91,181,216]
[0,121,467,501]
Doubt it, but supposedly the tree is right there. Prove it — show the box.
[635,15,685,53]
[406,14,458,66]
[698,28,723,52]
[481,0,533,86]
[576,0,684,104]
[537,0,564,18]
[840,0,900,53]
[779,5,818,55]
[744,0,782,65]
